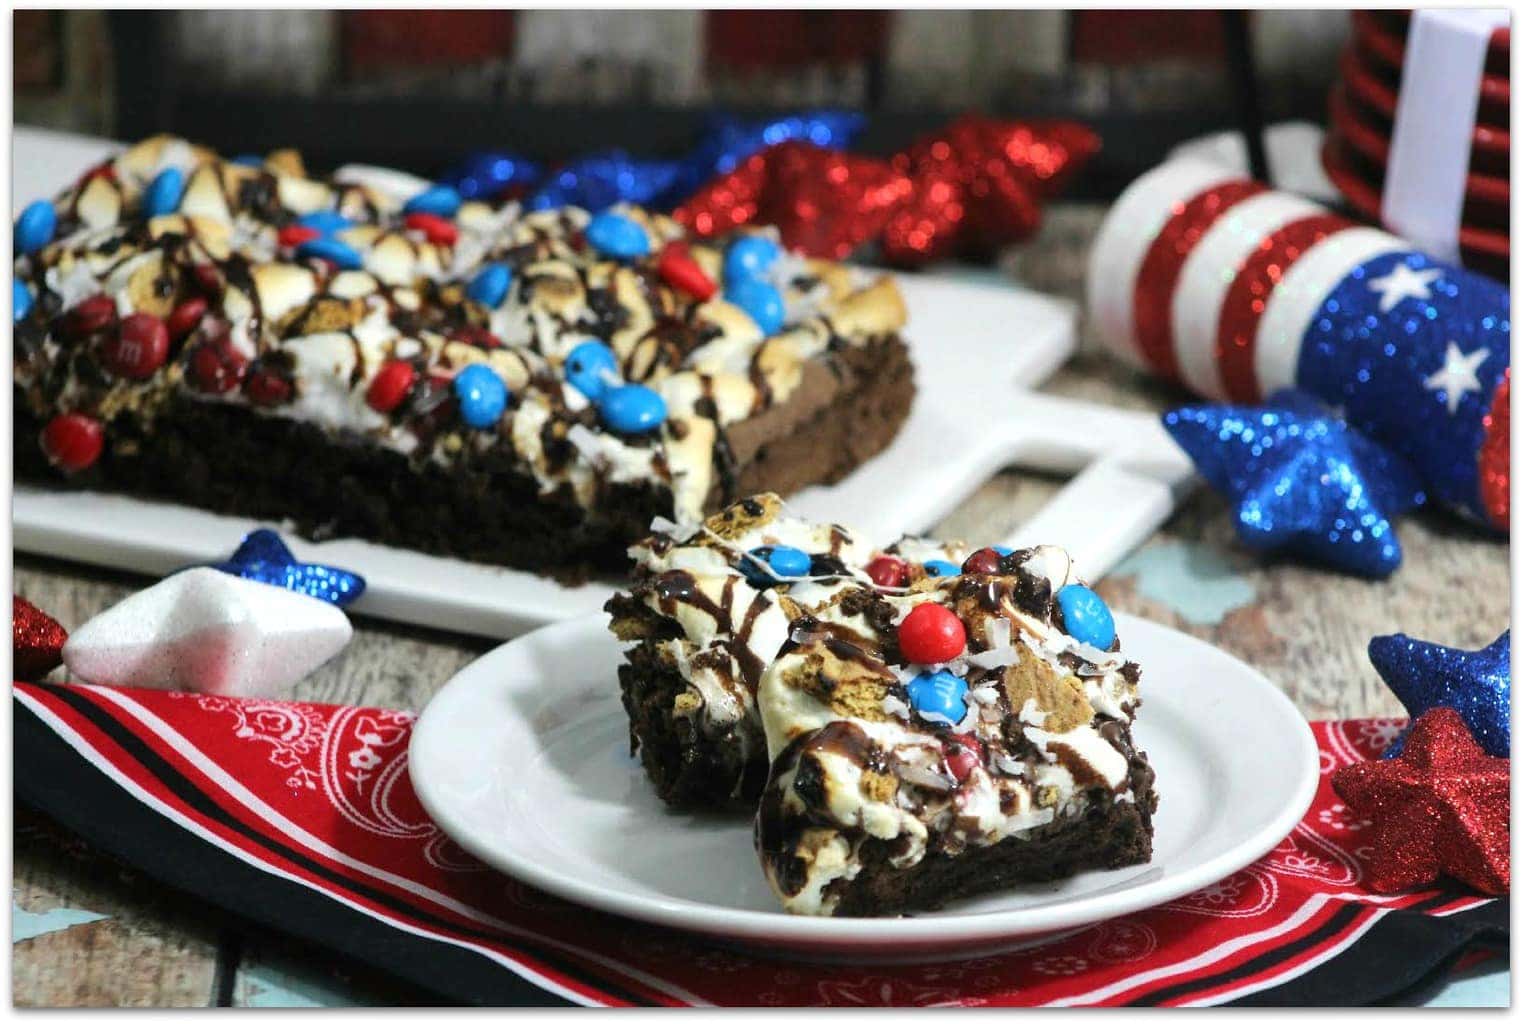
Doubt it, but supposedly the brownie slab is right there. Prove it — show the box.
[753,550,1156,917]
[13,135,914,576]
[606,493,1157,916]
[605,493,973,807]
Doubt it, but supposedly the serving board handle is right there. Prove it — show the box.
[992,394,1199,581]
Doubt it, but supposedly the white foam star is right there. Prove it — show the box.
[1423,342,1490,415]
[1367,263,1443,314]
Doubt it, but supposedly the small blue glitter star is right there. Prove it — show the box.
[207,529,366,608]
[1371,631,1510,759]
[1163,390,1427,578]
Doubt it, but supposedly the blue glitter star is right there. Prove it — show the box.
[208,529,367,608]
[1370,631,1510,758]
[526,151,686,213]
[1163,390,1426,578]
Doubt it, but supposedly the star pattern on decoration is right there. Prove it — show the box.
[1366,262,1443,313]
[1332,708,1509,895]
[1162,390,1426,578]
[206,529,367,607]
[1370,631,1510,758]
[1423,342,1490,415]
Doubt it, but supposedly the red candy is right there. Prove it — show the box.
[189,336,248,393]
[278,224,322,249]
[943,736,984,784]
[366,359,417,413]
[61,294,118,338]
[191,263,224,296]
[962,547,1003,576]
[657,242,717,300]
[41,413,104,473]
[102,312,170,379]
[447,325,502,350]
[244,369,292,406]
[897,603,966,665]
[166,297,209,341]
[404,212,459,247]
[78,162,117,187]
[865,555,909,589]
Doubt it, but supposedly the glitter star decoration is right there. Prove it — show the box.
[1162,390,1427,578]
[1370,630,1510,758]
[13,594,67,681]
[205,529,367,608]
[1332,707,1509,895]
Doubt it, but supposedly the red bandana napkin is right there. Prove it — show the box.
[13,682,1501,1007]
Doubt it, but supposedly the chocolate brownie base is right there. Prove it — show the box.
[758,733,1158,918]
[814,768,1154,918]
[15,334,913,581]
[826,794,1154,918]
[615,637,769,809]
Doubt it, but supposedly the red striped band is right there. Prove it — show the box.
[1214,214,1356,402]
[1478,368,1509,530]
[1132,180,1266,381]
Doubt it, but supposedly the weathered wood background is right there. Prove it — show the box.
[13,205,1509,1005]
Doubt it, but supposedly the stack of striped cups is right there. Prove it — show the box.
[1323,9,1509,281]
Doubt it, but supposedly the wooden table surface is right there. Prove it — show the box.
[13,205,1510,1006]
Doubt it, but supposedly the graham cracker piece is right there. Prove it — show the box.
[1001,648,1092,733]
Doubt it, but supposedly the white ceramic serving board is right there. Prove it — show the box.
[11,129,1197,640]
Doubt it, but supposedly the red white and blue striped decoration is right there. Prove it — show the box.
[1089,158,1510,531]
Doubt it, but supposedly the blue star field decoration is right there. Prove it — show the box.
[1370,631,1510,759]
[439,109,867,213]
[1294,250,1508,526]
[1163,390,1426,578]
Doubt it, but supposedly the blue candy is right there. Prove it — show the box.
[296,237,363,270]
[906,670,969,726]
[724,235,782,282]
[598,383,666,435]
[585,211,650,261]
[724,277,785,336]
[994,545,1015,556]
[923,559,961,578]
[13,280,31,323]
[741,545,811,587]
[141,168,186,219]
[453,364,509,429]
[1057,583,1116,650]
[403,184,463,218]
[467,262,512,308]
[15,200,56,255]
[564,340,619,400]
[296,210,354,236]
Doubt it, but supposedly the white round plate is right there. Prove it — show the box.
[411,612,1318,960]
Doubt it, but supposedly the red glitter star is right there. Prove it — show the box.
[881,115,1100,266]
[673,117,1097,266]
[674,142,911,261]
[1332,707,1509,895]
[14,595,68,681]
